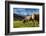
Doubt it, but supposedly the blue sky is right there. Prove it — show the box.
[13,8,39,16]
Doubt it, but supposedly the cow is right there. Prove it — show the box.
[23,16,32,23]
[23,13,39,23]
[32,13,39,21]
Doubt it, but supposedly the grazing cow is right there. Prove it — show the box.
[23,16,32,23]
[23,13,39,23]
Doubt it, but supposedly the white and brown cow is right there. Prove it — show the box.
[23,13,39,23]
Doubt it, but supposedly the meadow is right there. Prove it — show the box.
[13,20,39,28]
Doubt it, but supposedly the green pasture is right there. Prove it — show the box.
[13,20,39,28]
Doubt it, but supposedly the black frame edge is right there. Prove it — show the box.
[5,1,10,35]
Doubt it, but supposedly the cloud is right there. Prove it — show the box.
[13,8,39,16]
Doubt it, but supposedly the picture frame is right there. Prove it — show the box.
[5,1,45,35]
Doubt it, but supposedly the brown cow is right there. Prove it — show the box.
[23,13,39,23]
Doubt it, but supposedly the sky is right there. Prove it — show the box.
[13,8,39,16]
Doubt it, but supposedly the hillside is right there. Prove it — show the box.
[14,14,25,20]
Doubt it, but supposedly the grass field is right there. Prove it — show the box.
[13,20,39,28]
